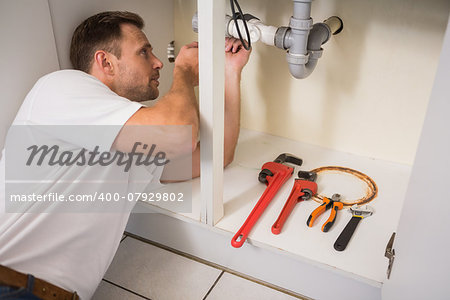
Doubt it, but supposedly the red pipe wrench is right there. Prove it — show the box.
[271,171,318,234]
[231,153,303,248]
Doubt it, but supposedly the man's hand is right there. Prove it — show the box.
[175,42,199,86]
[225,38,251,75]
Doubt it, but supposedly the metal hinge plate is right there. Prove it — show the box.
[385,232,396,279]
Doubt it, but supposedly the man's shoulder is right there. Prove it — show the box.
[40,69,96,84]
[36,69,110,95]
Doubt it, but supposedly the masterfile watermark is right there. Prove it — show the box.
[26,142,170,172]
[9,192,185,203]
[4,125,193,213]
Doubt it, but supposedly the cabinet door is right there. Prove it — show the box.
[382,16,450,300]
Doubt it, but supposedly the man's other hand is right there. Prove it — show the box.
[175,42,199,86]
[225,38,251,74]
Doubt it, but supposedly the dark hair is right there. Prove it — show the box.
[70,11,144,73]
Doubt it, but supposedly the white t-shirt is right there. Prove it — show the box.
[0,70,162,299]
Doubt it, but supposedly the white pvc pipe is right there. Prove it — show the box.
[226,18,278,46]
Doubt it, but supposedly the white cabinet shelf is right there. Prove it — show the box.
[140,128,411,287]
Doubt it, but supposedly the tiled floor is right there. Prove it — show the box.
[91,235,303,300]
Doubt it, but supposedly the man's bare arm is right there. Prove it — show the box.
[161,38,251,180]
[113,42,200,154]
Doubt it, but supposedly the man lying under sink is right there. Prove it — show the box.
[0,11,250,300]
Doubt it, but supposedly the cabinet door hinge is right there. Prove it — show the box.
[385,232,396,279]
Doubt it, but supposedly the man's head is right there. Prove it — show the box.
[70,11,163,101]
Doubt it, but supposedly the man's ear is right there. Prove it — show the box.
[93,50,115,75]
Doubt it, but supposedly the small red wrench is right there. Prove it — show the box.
[231,153,303,248]
[272,171,318,234]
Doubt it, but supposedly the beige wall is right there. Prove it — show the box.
[175,0,450,165]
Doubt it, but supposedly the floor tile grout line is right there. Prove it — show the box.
[120,235,128,243]
[213,271,307,300]
[202,270,224,300]
[124,232,310,300]
[102,278,152,300]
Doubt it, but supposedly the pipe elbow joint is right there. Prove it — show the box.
[286,21,331,79]
[288,64,312,79]
[287,53,310,79]
[286,51,318,79]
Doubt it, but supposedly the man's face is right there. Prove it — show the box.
[113,23,163,102]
